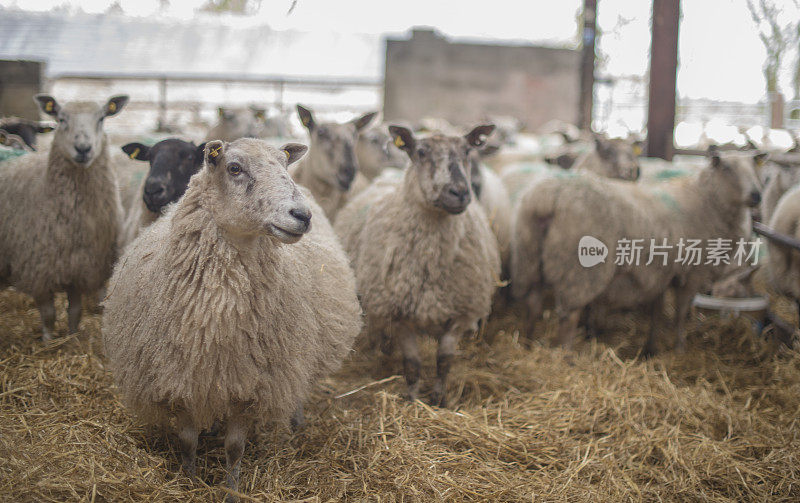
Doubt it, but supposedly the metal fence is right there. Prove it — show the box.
[46,72,383,136]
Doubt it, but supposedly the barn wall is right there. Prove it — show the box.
[0,60,44,120]
[383,29,580,130]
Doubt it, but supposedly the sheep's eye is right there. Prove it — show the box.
[228,164,242,176]
[417,148,426,157]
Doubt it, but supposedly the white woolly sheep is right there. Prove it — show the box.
[766,184,800,321]
[760,160,800,224]
[334,125,500,407]
[102,138,361,501]
[0,94,128,340]
[355,124,407,179]
[510,150,764,355]
[291,104,377,221]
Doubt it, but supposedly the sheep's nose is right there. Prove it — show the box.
[144,181,168,197]
[75,144,91,155]
[290,206,312,227]
[750,190,761,204]
[448,186,470,202]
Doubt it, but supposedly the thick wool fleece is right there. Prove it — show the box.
[767,184,800,300]
[102,170,362,429]
[337,166,500,338]
[0,140,121,299]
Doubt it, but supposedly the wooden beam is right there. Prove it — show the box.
[577,0,597,130]
[646,0,681,160]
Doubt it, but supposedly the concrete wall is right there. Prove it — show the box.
[383,29,580,130]
[0,60,44,120]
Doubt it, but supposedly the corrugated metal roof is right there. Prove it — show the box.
[0,7,382,79]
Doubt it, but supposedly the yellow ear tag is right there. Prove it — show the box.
[394,136,405,148]
[45,101,53,112]
[209,145,221,158]
[108,102,116,113]
[633,145,643,156]
[129,147,140,160]
[283,150,290,159]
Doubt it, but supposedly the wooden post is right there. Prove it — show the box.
[646,0,681,160]
[578,0,597,131]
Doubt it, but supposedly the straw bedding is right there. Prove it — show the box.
[1,281,800,502]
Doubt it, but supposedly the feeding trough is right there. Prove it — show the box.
[692,293,769,324]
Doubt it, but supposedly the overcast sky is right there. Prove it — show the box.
[2,0,798,104]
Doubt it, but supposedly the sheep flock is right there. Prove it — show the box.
[2,96,800,502]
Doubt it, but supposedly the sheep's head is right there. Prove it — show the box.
[593,135,642,181]
[202,138,311,243]
[297,104,377,191]
[122,139,206,213]
[356,127,406,172]
[35,94,128,167]
[214,106,263,141]
[706,147,764,208]
[0,118,54,150]
[389,124,495,215]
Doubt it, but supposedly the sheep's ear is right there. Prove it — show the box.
[465,124,495,148]
[104,95,129,117]
[352,111,378,132]
[280,143,308,166]
[121,143,150,161]
[296,104,315,132]
[34,94,60,117]
[753,151,769,167]
[388,125,416,154]
[36,123,55,133]
[707,145,722,168]
[204,140,225,169]
[251,107,266,121]
[594,134,611,158]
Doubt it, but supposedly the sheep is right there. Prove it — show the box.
[759,160,800,223]
[510,150,764,355]
[102,138,361,501]
[355,124,406,179]
[334,125,500,407]
[0,129,34,151]
[204,106,263,142]
[766,184,800,322]
[117,139,206,248]
[569,135,641,180]
[470,152,512,274]
[0,116,54,150]
[290,104,377,220]
[0,94,128,340]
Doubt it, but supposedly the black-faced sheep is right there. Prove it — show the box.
[0,116,54,150]
[117,139,206,248]
[102,138,361,502]
[0,94,128,340]
[334,125,500,407]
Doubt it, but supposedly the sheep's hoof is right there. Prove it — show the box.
[181,462,196,479]
[430,392,448,408]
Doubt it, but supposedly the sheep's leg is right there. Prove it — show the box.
[431,330,460,408]
[224,413,250,503]
[176,412,198,478]
[290,402,306,431]
[643,295,664,358]
[674,287,694,354]
[36,293,56,342]
[523,290,544,347]
[66,286,82,334]
[399,330,421,402]
[557,310,581,348]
